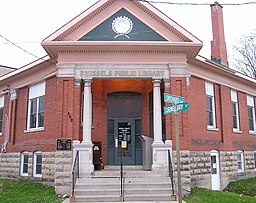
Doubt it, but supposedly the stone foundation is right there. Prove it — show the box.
[0,149,255,196]
[0,151,72,195]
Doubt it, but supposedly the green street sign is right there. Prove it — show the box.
[164,93,184,104]
[164,101,189,114]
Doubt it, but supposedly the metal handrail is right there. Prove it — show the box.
[168,149,175,197]
[120,150,125,201]
[71,151,79,198]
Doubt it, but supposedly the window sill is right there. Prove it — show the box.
[20,174,29,177]
[33,174,42,178]
[237,171,245,176]
[233,129,242,134]
[24,127,44,133]
[249,130,256,135]
[0,132,2,136]
[207,126,219,131]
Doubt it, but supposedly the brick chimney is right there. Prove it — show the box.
[210,1,228,67]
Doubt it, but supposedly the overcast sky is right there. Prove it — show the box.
[0,0,255,68]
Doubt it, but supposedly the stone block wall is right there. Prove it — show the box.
[0,151,73,195]
[190,151,211,189]
[173,150,191,196]
[189,150,256,191]
[0,153,20,178]
[55,151,72,195]
[221,151,256,189]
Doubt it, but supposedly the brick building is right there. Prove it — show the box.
[0,0,255,200]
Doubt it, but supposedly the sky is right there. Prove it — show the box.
[0,0,255,69]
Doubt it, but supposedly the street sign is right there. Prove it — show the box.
[164,101,189,114]
[164,93,185,104]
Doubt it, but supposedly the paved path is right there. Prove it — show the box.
[62,198,186,203]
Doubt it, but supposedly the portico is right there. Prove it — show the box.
[66,63,188,174]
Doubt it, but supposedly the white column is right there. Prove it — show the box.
[151,79,172,173]
[75,79,94,175]
[83,79,92,142]
[153,79,163,143]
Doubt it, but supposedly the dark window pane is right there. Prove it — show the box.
[135,120,141,134]
[24,154,28,164]
[107,135,114,149]
[38,97,44,113]
[30,98,37,114]
[254,153,256,168]
[38,113,44,127]
[30,115,36,128]
[232,102,238,129]
[23,164,28,173]
[135,135,142,149]
[23,154,28,174]
[108,120,114,134]
[206,96,214,126]
[211,155,217,174]
[0,108,3,133]
[37,154,42,164]
[248,107,254,130]
[36,165,42,174]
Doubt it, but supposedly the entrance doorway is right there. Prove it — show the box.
[107,92,142,165]
[211,150,221,190]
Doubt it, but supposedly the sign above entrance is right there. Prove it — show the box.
[75,64,170,80]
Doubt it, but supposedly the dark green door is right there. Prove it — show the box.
[114,119,135,165]
[107,92,142,166]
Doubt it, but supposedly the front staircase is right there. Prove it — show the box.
[72,166,175,202]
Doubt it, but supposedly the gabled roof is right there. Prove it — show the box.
[42,0,202,58]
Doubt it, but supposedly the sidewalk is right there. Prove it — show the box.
[62,198,186,203]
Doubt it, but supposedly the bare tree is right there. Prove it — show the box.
[233,32,256,79]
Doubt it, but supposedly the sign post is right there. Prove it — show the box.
[164,93,189,203]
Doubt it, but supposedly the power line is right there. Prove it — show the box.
[0,34,40,59]
[0,34,55,66]
[138,0,256,6]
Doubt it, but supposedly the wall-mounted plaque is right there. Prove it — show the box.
[57,139,72,151]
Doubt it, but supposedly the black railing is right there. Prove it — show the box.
[120,149,125,201]
[168,149,175,197]
[71,151,79,198]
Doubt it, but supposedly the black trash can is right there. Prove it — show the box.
[93,142,103,170]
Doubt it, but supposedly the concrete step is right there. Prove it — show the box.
[74,195,122,202]
[124,194,173,201]
[73,168,175,202]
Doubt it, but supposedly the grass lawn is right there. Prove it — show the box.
[224,177,256,197]
[184,188,256,203]
[0,179,62,203]
[184,178,256,203]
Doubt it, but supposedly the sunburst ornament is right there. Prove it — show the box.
[112,16,133,39]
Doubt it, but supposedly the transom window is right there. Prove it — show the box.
[205,82,216,129]
[27,82,45,130]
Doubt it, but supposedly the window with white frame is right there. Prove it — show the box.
[33,151,42,177]
[20,152,29,176]
[247,95,256,133]
[205,82,216,129]
[231,90,240,131]
[0,95,4,134]
[27,82,45,130]
[254,151,256,169]
[236,150,245,172]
